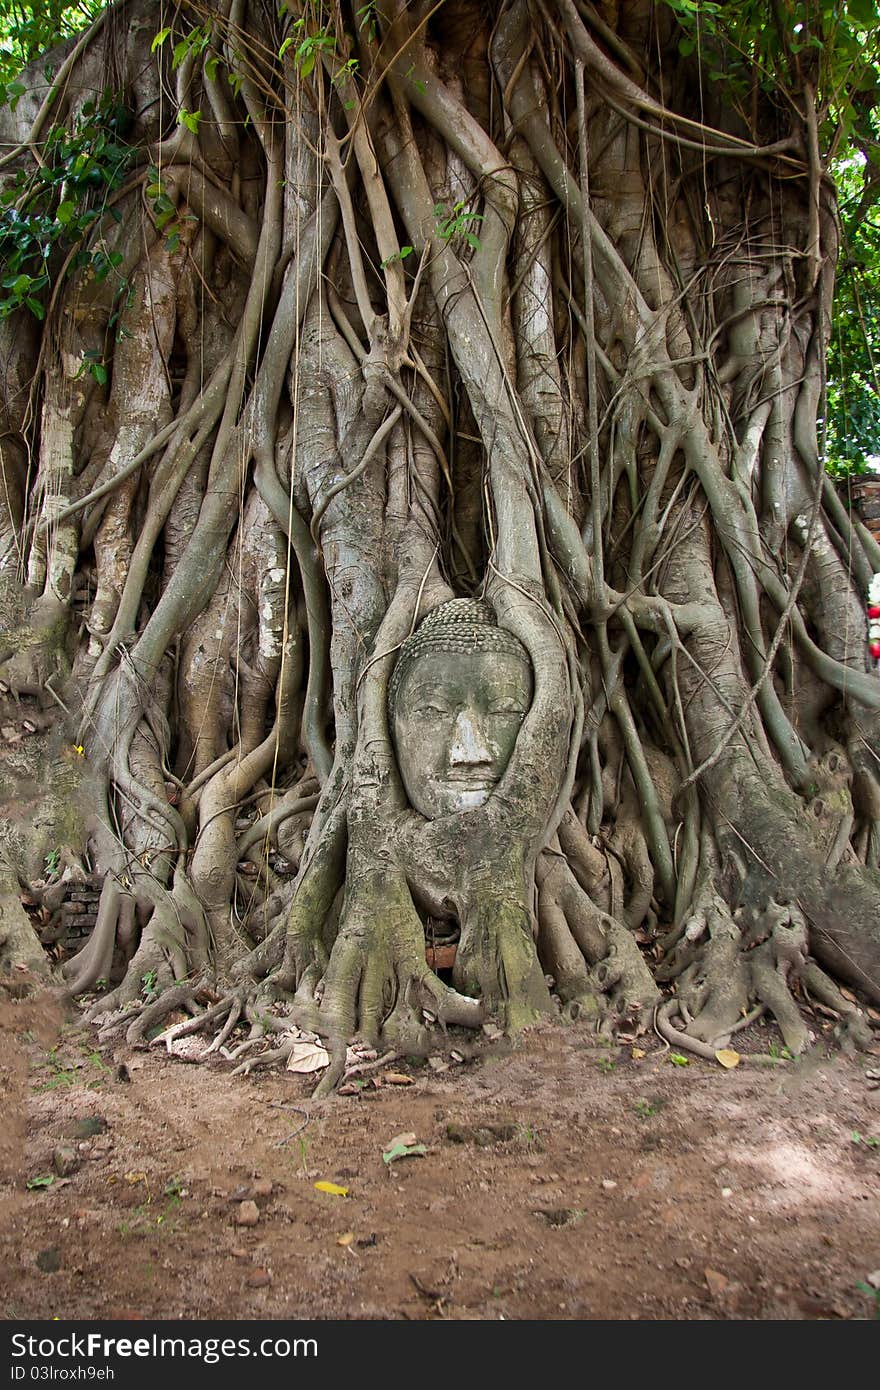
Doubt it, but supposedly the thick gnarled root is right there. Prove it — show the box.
[658,893,874,1060]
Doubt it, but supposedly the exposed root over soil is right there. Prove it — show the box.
[1,0,879,1086]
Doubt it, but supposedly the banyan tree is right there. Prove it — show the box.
[1,0,879,1089]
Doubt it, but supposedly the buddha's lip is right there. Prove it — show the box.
[436,772,498,784]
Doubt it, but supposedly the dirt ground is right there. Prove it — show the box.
[1,994,879,1323]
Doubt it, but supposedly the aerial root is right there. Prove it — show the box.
[148,988,246,1053]
[655,999,786,1065]
[800,960,874,1050]
[91,974,209,1046]
[124,975,209,1047]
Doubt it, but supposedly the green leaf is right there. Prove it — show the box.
[177,108,201,134]
[382,1143,427,1164]
[151,28,172,53]
[669,1052,690,1066]
[848,0,876,25]
[205,55,220,81]
[279,37,294,59]
[26,1174,55,1189]
[25,297,45,319]
[55,199,76,226]
[91,362,108,385]
[300,52,316,78]
[679,37,696,57]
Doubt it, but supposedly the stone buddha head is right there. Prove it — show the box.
[389,598,533,819]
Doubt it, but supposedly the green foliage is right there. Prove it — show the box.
[660,1,880,479]
[851,1129,880,1145]
[827,152,880,476]
[25,1173,55,1190]
[0,0,104,89]
[287,15,337,77]
[0,90,130,320]
[433,200,484,249]
[857,1280,880,1316]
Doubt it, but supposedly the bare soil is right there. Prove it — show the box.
[1,996,879,1322]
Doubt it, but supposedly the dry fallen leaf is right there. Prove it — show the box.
[631,1046,646,1060]
[383,1071,413,1086]
[715,1048,740,1069]
[286,1041,330,1073]
[336,1232,355,1247]
[314,1181,349,1197]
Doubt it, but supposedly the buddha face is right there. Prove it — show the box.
[391,647,533,819]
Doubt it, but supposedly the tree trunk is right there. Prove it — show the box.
[1,0,878,1070]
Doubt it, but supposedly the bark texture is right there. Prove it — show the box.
[1,0,878,1078]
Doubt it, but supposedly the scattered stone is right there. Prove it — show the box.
[721,1187,733,1198]
[52,1146,80,1177]
[867,1270,880,1290]
[427,1056,448,1073]
[230,1248,249,1260]
[235,1200,259,1227]
[704,1268,729,1297]
[247,1269,271,1288]
[36,1248,61,1273]
[535,1207,585,1228]
[115,1063,131,1084]
[446,1121,518,1146]
[252,1178,273,1199]
[70,1116,108,1140]
[601,1179,618,1191]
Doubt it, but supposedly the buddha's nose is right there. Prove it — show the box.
[449,710,493,766]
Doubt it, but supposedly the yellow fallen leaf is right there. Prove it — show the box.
[715,1049,740,1069]
[383,1071,414,1086]
[336,1232,355,1247]
[631,1047,646,1060]
[314,1180,349,1197]
[123,1171,148,1185]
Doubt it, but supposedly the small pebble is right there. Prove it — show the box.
[70,1116,108,1140]
[252,1178,273,1199]
[235,1201,259,1227]
[721,1187,733,1198]
[53,1146,80,1177]
[601,1179,618,1191]
[247,1269,271,1288]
